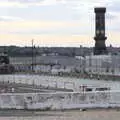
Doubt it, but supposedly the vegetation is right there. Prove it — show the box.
[0,46,119,57]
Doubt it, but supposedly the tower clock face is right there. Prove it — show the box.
[96,30,100,34]
[101,30,104,34]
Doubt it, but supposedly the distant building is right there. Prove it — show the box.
[85,55,120,75]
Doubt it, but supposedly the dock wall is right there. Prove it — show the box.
[0,91,120,110]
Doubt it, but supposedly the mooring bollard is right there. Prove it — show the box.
[80,108,87,111]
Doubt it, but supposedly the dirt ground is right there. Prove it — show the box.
[0,109,120,120]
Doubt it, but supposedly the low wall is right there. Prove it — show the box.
[0,91,120,110]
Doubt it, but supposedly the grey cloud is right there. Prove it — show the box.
[0,3,82,21]
[0,0,44,3]
[4,4,80,21]
[108,1,120,12]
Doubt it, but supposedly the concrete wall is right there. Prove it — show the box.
[85,55,120,75]
[0,91,120,110]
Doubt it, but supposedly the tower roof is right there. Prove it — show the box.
[94,7,106,13]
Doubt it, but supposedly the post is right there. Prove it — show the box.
[32,39,34,72]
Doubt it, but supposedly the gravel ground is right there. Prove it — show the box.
[0,109,120,120]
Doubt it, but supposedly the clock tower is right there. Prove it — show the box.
[94,7,108,55]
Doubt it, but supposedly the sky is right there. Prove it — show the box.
[0,0,119,47]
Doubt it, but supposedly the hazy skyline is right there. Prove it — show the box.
[0,0,119,47]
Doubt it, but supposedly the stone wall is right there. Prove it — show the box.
[0,91,120,110]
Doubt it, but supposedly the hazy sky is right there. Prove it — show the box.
[0,0,119,47]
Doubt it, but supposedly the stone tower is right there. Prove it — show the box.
[94,7,108,55]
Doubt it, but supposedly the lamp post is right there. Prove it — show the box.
[32,39,34,72]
